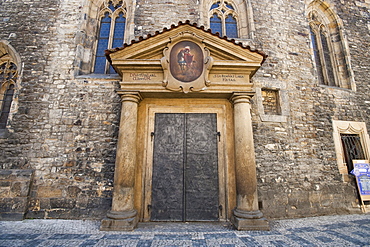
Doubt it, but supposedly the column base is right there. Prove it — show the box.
[100,209,138,231]
[231,209,270,231]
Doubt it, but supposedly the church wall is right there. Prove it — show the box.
[0,0,121,219]
[133,0,200,38]
[250,0,370,218]
[0,0,60,169]
[0,0,369,220]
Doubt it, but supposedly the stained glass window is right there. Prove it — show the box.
[210,14,222,36]
[209,0,238,38]
[225,14,237,38]
[93,1,126,74]
[210,2,220,10]
[225,2,234,10]
[94,13,111,74]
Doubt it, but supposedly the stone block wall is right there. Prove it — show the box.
[0,0,369,220]
[250,0,370,218]
[134,0,200,38]
[0,169,34,220]
[0,0,121,219]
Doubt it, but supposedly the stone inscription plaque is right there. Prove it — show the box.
[124,73,161,82]
[130,73,157,81]
[211,74,246,82]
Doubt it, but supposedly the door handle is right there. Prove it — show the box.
[151,132,155,141]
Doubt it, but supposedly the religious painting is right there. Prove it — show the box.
[170,41,204,82]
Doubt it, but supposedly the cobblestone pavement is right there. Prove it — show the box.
[0,214,369,246]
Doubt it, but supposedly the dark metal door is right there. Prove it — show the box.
[151,113,219,221]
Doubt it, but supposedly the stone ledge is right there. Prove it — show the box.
[0,169,34,221]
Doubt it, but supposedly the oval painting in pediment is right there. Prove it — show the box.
[170,41,203,83]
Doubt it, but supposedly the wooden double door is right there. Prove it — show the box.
[150,113,219,221]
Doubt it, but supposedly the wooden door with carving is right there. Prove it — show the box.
[151,113,219,221]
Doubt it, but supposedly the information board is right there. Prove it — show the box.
[351,162,370,195]
[351,160,370,212]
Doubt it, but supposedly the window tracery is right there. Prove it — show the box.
[208,0,238,38]
[94,0,127,74]
[0,60,17,129]
[309,14,336,87]
[307,1,353,90]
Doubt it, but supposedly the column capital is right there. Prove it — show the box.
[229,93,254,105]
[117,91,143,104]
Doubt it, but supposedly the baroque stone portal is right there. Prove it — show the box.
[104,22,269,231]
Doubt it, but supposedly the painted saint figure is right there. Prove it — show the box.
[177,46,194,74]
[170,41,203,83]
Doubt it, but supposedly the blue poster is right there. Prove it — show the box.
[351,163,370,196]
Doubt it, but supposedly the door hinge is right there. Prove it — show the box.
[147,204,152,213]
[217,132,221,142]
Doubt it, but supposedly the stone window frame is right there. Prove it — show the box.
[309,24,335,86]
[75,0,135,76]
[306,0,355,90]
[0,40,21,138]
[255,82,289,123]
[201,0,255,40]
[332,120,370,181]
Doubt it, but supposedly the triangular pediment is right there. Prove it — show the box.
[107,21,266,95]
[106,21,266,64]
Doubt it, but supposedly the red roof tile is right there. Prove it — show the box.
[105,20,267,64]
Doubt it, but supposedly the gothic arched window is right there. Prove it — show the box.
[94,1,127,74]
[307,1,353,89]
[309,24,336,86]
[209,1,238,38]
[0,61,17,129]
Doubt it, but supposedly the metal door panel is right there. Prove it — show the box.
[185,113,219,221]
[151,113,185,221]
[151,113,219,221]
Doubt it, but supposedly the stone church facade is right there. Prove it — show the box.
[0,0,369,230]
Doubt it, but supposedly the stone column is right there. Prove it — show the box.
[101,92,142,231]
[230,93,269,231]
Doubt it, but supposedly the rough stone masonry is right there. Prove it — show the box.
[0,0,369,221]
